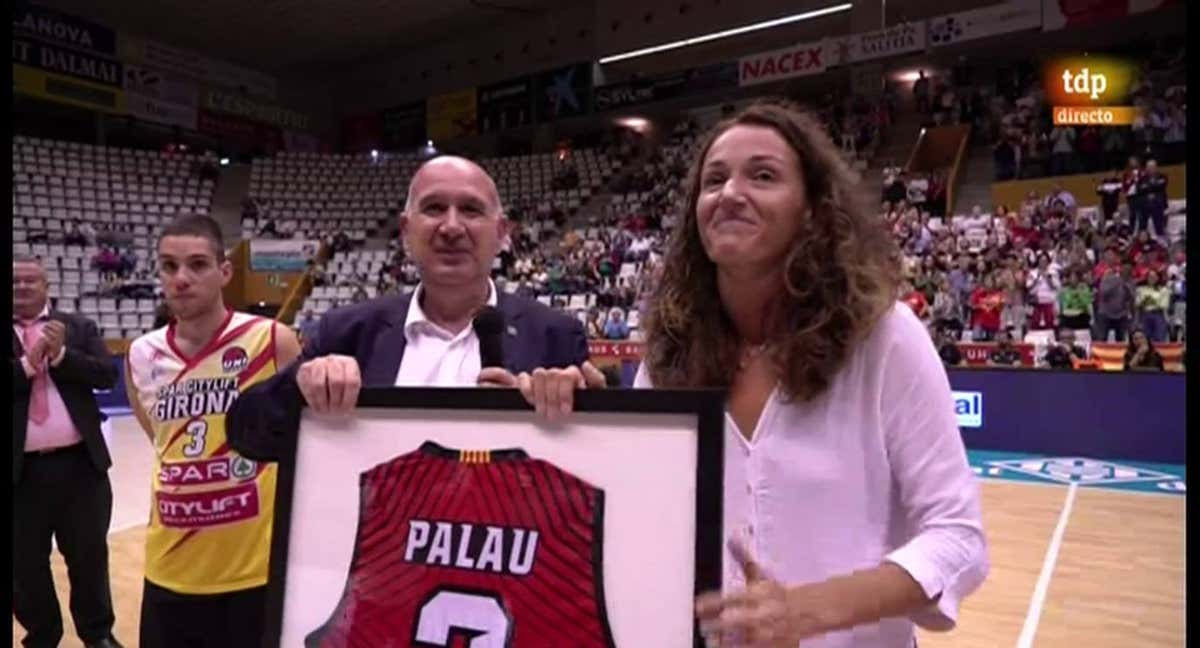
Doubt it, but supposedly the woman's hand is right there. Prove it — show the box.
[695,537,837,648]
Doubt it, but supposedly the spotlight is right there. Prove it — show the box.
[617,117,650,132]
[219,157,230,166]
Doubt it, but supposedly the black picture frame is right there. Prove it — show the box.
[263,386,726,648]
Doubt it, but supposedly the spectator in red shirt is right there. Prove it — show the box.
[901,280,929,321]
[970,273,1005,342]
[1127,229,1158,264]
[1010,214,1040,250]
[1132,244,1168,284]
[1092,248,1122,287]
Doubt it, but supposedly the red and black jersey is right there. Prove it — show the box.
[306,442,615,648]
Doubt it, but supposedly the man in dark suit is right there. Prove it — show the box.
[227,156,604,461]
[12,256,123,648]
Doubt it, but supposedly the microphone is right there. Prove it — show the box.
[472,306,506,369]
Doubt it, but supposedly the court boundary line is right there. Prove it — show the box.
[977,474,1185,498]
[1016,482,1077,648]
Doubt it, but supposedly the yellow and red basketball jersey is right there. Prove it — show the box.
[127,310,280,595]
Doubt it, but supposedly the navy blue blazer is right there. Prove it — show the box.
[226,290,589,461]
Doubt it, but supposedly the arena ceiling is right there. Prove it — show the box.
[32,0,1186,100]
[34,0,583,75]
[34,0,993,78]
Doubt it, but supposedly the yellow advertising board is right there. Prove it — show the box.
[13,63,126,114]
[426,88,477,141]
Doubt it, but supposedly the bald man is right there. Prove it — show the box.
[227,156,604,461]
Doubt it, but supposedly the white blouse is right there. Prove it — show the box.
[634,304,988,648]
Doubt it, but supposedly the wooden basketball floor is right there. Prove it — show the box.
[13,417,1185,647]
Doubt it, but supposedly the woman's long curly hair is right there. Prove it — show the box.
[642,101,901,402]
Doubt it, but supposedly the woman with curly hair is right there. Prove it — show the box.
[634,102,987,647]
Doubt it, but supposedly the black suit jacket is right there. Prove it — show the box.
[227,291,589,461]
[11,311,118,483]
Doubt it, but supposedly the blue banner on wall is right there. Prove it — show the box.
[619,362,1185,466]
[534,62,592,122]
[948,369,1185,464]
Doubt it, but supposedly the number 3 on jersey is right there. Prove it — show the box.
[182,419,208,458]
[414,588,512,648]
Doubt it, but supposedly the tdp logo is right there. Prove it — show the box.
[222,347,248,373]
[1061,67,1107,100]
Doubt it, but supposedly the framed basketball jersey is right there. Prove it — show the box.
[305,442,614,647]
[265,387,725,648]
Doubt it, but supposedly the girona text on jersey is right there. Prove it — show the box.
[153,377,239,421]
[405,519,539,576]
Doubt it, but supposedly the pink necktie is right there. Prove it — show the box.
[21,321,50,425]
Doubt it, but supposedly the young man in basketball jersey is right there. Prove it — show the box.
[125,215,302,647]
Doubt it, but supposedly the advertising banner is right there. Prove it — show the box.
[249,239,321,272]
[535,62,592,122]
[382,101,427,148]
[13,1,118,57]
[828,21,926,67]
[13,62,126,114]
[1042,0,1178,31]
[949,369,1185,464]
[127,95,198,130]
[738,40,827,87]
[957,342,1036,366]
[202,88,310,131]
[12,38,122,88]
[198,109,283,153]
[426,88,478,141]
[928,0,1041,48]
[124,64,196,105]
[478,76,533,133]
[124,64,198,129]
[595,62,737,111]
[123,36,278,100]
[586,341,646,360]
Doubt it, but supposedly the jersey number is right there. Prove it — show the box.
[414,589,511,647]
[182,420,207,458]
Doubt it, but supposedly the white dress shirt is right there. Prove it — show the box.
[634,304,988,647]
[395,280,499,387]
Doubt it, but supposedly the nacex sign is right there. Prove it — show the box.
[738,40,827,87]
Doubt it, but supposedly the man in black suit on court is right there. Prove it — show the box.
[227,156,605,461]
[12,256,123,648]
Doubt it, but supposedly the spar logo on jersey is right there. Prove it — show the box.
[231,456,257,480]
[222,347,249,373]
